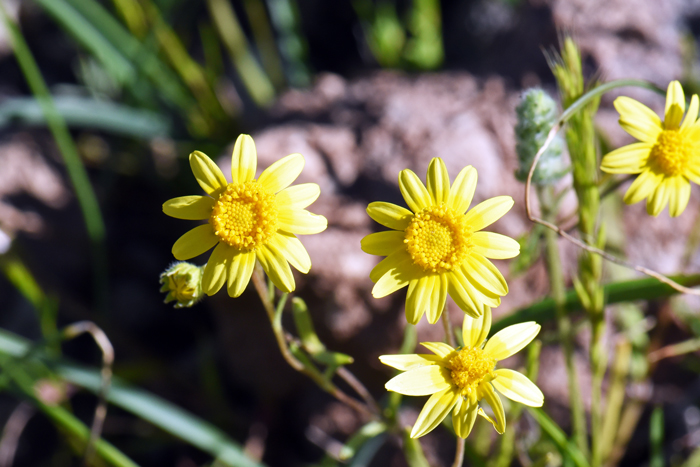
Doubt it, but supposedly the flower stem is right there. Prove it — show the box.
[451,437,466,467]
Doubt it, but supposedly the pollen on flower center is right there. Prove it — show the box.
[449,347,496,396]
[650,130,694,176]
[404,204,472,273]
[209,180,278,250]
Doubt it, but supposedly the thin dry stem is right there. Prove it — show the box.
[0,402,33,467]
[336,367,381,415]
[451,437,466,467]
[525,124,700,296]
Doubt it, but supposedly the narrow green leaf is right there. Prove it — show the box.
[650,406,664,467]
[527,408,590,467]
[292,297,325,355]
[338,421,386,461]
[402,427,430,467]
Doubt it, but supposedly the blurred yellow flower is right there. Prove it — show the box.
[361,158,519,324]
[601,81,700,217]
[163,134,327,296]
[379,308,543,439]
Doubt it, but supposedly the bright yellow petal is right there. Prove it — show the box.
[646,177,670,216]
[277,208,328,235]
[226,250,256,297]
[452,397,478,439]
[230,134,257,184]
[269,232,311,273]
[688,162,700,184]
[664,80,685,129]
[410,386,461,438]
[406,275,434,325]
[370,249,412,283]
[202,242,234,295]
[379,354,442,371]
[276,183,320,210]
[172,224,219,260]
[426,158,450,205]
[447,166,477,214]
[366,202,413,230]
[385,365,451,396]
[399,169,431,212]
[492,369,544,407]
[484,322,541,361]
[471,232,520,260]
[464,196,514,232]
[600,142,652,174]
[462,307,492,349]
[257,244,295,293]
[623,169,663,205]
[189,151,228,196]
[420,341,456,359]
[463,255,508,296]
[668,176,691,217]
[477,383,505,434]
[163,196,214,220]
[258,153,304,193]
[460,271,500,308]
[614,96,662,143]
[426,275,448,324]
[372,259,420,298]
[361,231,406,256]
[681,94,700,130]
[446,270,482,318]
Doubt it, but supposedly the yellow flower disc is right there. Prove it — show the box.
[449,347,496,396]
[650,130,694,176]
[404,204,472,273]
[210,181,278,250]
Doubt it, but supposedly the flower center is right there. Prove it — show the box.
[209,180,278,250]
[449,347,496,396]
[650,130,694,176]
[404,204,472,273]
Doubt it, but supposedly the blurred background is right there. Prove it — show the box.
[2,0,700,466]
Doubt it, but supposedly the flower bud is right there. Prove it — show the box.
[514,88,567,185]
[159,262,204,308]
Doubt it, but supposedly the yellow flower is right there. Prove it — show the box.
[379,308,543,439]
[601,81,700,217]
[361,158,519,324]
[163,134,327,296]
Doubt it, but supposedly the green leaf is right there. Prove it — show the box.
[527,408,589,467]
[292,297,326,355]
[402,427,430,467]
[338,421,386,461]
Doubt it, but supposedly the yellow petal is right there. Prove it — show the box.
[462,307,492,349]
[460,271,501,308]
[202,242,234,295]
[226,250,256,297]
[447,165,477,214]
[446,270,483,318]
[258,153,304,193]
[668,176,691,217]
[276,183,320,210]
[664,80,685,129]
[600,142,652,174]
[688,163,700,184]
[471,232,520,260]
[477,383,505,434]
[681,94,700,130]
[371,264,413,298]
[646,177,670,216]
[230,134,257,184]
[257,243,295,293]
[385,365,451,396]
[406,275,435,325]
[464,196,514,232]
[189,151,228,196]
[452,398,478,439]
[361,231,406,256]
[463,255,508,296]
[172,224,219,260]
[163,196,214,220]
[492,369,544,407]
[370,249,412,283]
[426,275,448,324]
[426,158,450,205]
[366,202,413,230]
[278,208,328,235]
[623,169,663,205]
[410,386,461,438]
[484,322,540,361]
[399,169,431,212]
[420,341,455,359]
[269,232,311,273]
[379,354,442,371]
[614,96,662,142]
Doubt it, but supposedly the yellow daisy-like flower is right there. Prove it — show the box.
[379,308,543,439]
[361,158,519,324]
[601,80,700,217]
[163,134,327,296]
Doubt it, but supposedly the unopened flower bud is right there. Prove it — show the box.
[514,88,566,185]
[159,262,204,308]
